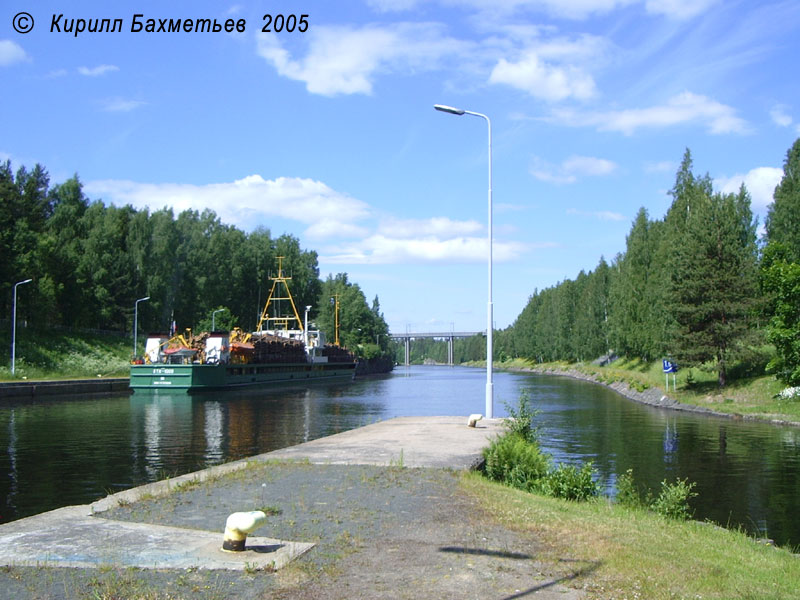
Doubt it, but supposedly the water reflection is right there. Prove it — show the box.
[1,367,799,547]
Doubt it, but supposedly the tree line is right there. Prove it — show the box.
[494,140,800,388]
[0,163,389,356]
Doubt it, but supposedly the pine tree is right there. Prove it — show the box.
[762,138,800,385]
[666,178,758,387]
[608,208,663,360]
[765,138,800,262]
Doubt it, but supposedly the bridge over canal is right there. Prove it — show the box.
[388,331,483,366]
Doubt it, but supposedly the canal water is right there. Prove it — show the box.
[2,366,799,547]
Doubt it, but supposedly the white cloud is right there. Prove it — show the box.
[83,177,531,266]
[552,92,748,135]
[366,0,423,11]
[305,221,370,240]
[101,98,147,112]
[368,0,716,20]
[78,64,119,77]
[84,175,372,237]
[256,23,467,96]
[770,105,792,128]
[531,155,617,183]
[716,167,783,214]
[447,0,636,20]
[567,208,626,221]
[322,234,529,264]
[378,217,483,238]
[645,0,720,19]
[489,52,596,101]
[0,40,28,66]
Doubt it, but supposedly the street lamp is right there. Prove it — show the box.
[434,103,494,419]
[304,305,312,347]
[133,296,150,358]
[11,278,33,376]
[212,308,225,331]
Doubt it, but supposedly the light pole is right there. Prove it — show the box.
[212,308,224,331]
[304,305,312,347]
[133,296,150,358]
[434,103,494,419]
[11,278,32,376]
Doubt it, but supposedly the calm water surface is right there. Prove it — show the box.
[2,366,799,546]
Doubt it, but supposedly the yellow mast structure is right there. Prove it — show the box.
[256,256,304,333]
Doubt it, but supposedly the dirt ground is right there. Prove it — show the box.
[0,462,588,599]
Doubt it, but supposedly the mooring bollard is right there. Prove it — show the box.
[222,511,268,552]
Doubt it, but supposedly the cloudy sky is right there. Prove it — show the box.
[2,0,798,333]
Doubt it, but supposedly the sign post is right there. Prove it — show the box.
[662,359,678,391]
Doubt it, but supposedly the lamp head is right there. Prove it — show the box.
[434,104,465,116]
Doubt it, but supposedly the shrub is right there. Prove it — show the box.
[539,462,600,501]
[503,390,539,443]
[482,433,550,491]
[615,468,643,509]
[651,478,697,520]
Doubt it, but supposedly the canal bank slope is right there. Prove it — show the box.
[499,362,800,428]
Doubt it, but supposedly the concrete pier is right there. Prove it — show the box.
[0,416,503,572]
[0,377,129,399]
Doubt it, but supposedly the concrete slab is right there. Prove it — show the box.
[0,415,502,572]
[262,416,504,469]
[0,506,313,571]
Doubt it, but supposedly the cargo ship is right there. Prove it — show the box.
[130,259,356,392]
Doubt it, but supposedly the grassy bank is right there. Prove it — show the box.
[470,356,800,424]
[0,328,131,381]
[461,471,800,599]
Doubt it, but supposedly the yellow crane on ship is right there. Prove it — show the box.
[256,256,304,334]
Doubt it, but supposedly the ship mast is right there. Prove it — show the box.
[256,256,304,333]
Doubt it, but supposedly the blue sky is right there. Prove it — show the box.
[2,0,799,334]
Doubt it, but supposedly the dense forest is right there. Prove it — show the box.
[493,140,800,388]
[0,163,390,358]
[4,138,800,386]
[404,140,800,389]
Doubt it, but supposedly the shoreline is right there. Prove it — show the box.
[504,364,800,428]
[0,377,129,399]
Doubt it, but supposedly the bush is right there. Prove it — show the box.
[615,469,697,520]
[615,468,643,509]
[652,478,697,520]
[482,433,550,491]
[539,462,600,501]
[503,390,539,443]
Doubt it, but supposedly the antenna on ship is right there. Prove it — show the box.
[256,256,304,333]
[330,294,340,346]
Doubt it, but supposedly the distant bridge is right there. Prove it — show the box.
[388,331,484,366]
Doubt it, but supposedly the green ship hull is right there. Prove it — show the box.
[130,361,356,393]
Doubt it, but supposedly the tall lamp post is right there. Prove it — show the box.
[11,278,33,376]
[434,103,493,419]
[133,296,150,358]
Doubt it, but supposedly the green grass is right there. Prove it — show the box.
[0,328,131,381]
[461,472,800,599]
